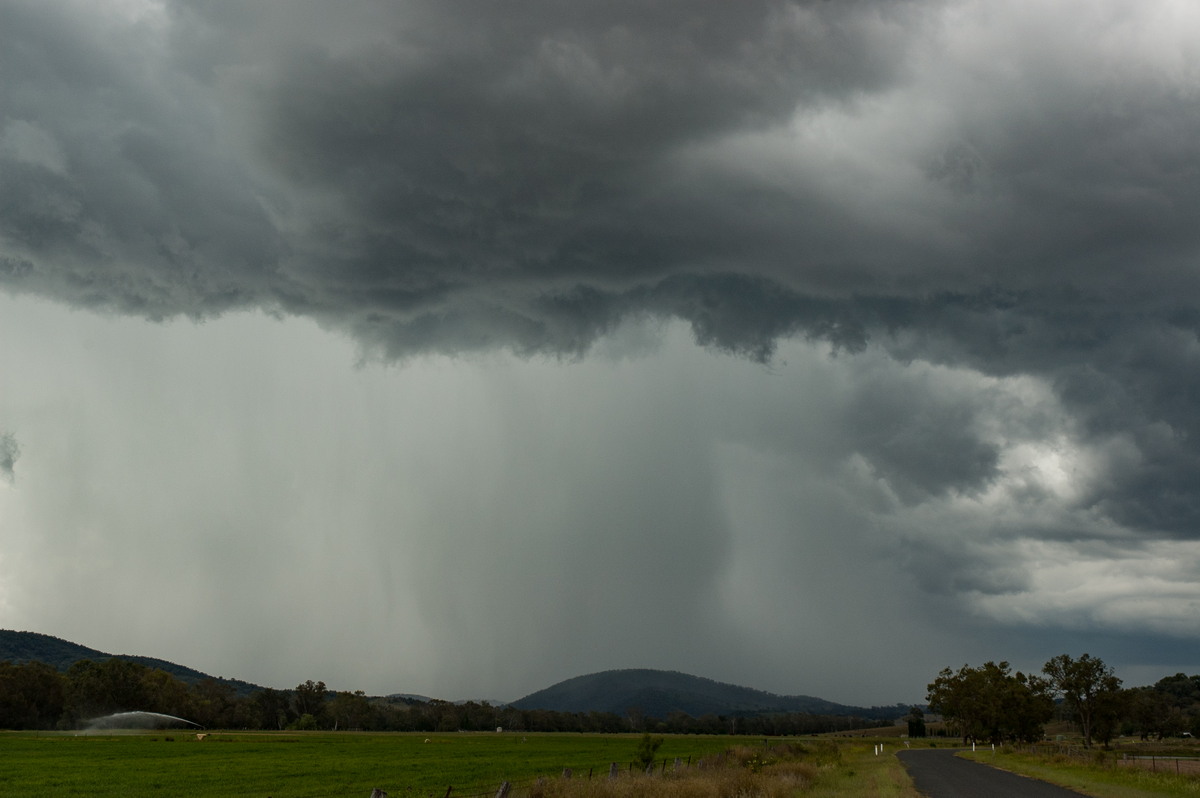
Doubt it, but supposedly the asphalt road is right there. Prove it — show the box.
[898,749,1090,798]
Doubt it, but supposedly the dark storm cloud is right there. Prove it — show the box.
[206,0,937,362]
[0,1,283,317]
[2,0,937,340]
[6,0,1196,353]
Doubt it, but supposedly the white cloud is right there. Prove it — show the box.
[972,539,1200,637]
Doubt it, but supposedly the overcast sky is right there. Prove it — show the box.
[2,0,1199,707]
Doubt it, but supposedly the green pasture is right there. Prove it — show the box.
[0,731,743,798]
[960,745,1200,798]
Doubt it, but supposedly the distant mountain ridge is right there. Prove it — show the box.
[0,630,261,696]
[512,668,904,721]
[3,631,905,718]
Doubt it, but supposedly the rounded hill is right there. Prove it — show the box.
[510,669,881,719]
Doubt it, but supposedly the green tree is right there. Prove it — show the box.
[1152,672,1200,738]
[252,688,293,730]
[1043,653,1122,748]
[293,680,327,724]
[140,668,192,719]
[927,661,1053,744]
[329,690,373,731]
[1007,670,1056,743]
[905,706,927,738]
[292,713,318,730]
[0,661,65,729]
[1128,686,1171,740]
[634,731,664,769]
[64,659,155,722]
[1153,673,1200,708]
[190,678,238,728]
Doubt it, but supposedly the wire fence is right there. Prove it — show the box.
[1114,755,1200,776]
[1007,744,1200,778]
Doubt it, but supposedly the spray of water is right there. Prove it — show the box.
[84,710,203,732]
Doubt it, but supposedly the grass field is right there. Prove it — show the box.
[960,744,1200,798]
[0,731,770,798]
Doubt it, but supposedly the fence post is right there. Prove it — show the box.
[562,768,572,779]
[495,782,511,798]
[610,763,619,780]
[444,787,453,798]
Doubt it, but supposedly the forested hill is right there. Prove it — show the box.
[511,669,904,721]
[2,631,906,720]
[0,630,261,696]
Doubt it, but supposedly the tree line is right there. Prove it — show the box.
[0,657,890,734]
[923,653,1200,748]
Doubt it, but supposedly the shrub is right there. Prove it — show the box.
[634,732,664,770]
[291,713,318,731]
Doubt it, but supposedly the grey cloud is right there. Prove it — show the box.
[227,0,934,352]
[2,0,937,334]
[0,2,284,317]
[904,539,1032,598]
[842,374,1000,504]
[0,432,17,483]
[6,0,1197,360]
[875,294,1200,537]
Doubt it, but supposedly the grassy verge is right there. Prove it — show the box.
[960,746,1200,798]
[524,738,922,798]
[804,740,922,798]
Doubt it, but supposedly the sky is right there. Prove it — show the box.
[1,0,1199,708]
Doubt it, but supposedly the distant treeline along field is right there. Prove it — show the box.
[3,630,1198,741]
[0,657,893,733]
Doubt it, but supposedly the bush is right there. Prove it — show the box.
[634,732,664,769]
[291,713,318,731]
